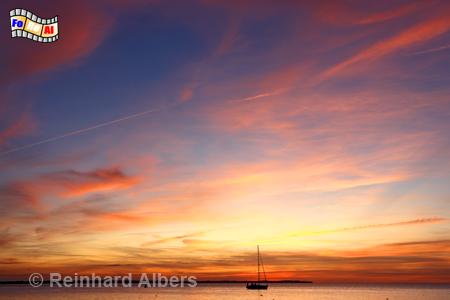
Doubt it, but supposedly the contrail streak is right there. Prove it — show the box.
[1,89,281,157]
[228,89,286,104]
[408,44,450,55]
[288,217,448,237]
[0,107,164,157]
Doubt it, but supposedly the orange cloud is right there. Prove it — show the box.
[318,14,450,82]
[0,167,140,214]
[356,2,420,25]
[0,182,41,210]
[0,112,36,147]
[0,114,35,146]
[179,87,194,102]
[315,1,422,26]
[56,168,140,197]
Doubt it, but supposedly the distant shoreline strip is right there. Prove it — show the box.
[0,280,313,285]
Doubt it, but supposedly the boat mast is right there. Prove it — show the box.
[260,247,267,282]
[257,245,260,284]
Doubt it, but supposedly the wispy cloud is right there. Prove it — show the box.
[355,2,420,25]
[317,15,450,82]
[291,217,449,237]
[0,112,36,147]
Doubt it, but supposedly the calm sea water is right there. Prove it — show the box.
[0,284,449,299]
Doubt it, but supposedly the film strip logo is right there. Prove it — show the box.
[10,8,59,43]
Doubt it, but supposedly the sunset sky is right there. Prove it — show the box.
[1,0,449,283]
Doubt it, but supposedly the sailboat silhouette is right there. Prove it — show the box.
[246,245,268,290]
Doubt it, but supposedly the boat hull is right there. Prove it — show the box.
[246,283,268,290]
